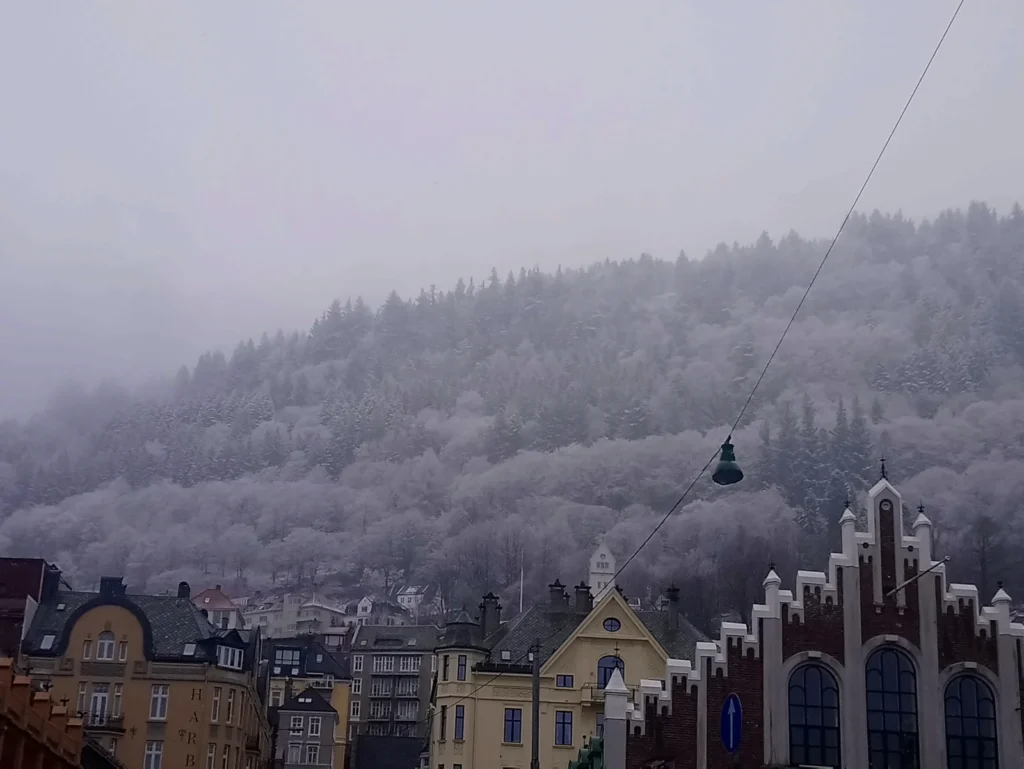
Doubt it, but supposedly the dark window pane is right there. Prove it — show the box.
[788,665,840,768]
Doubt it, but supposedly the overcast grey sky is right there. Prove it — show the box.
[1,1,1021,417]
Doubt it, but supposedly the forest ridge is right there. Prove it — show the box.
[2,202,1024,632]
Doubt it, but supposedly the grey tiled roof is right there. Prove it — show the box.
[23,590,217,660]
[351,624,439,651]
[485,606,706,668]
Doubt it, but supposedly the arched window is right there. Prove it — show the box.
[597,655,624,689]
[866,647,918,769]
[789,664,841,768]
[96,631,116,661]
[945,674,998,769]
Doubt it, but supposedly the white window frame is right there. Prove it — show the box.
[352,655,363,672]
[96,632,116,661]
[305,744,320,765]
[82,639,92,660]
[211,687,221,722]
[206,743,216,769]
[287,744,301,764]
[112,683,123,718]
[143,740,163,769]
[76,682,87,715]
[289,715,303,734]
[399,656,420,673]
[351,678,362,695]
[350,700,361,719]
[118,640,128,662]
[225,689,235,724]
[149,684,169,721]
[218,646,243,671]
[308,715,322,737]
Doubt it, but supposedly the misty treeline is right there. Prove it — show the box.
[2,202,1024,633]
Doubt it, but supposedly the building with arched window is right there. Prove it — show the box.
[621,474,1024,769]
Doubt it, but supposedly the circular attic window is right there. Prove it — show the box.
[603,617,622,632]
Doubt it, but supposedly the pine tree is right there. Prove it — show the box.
[847,396,873,486]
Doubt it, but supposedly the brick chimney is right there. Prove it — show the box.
[479,592,502,638]
[574,583,593,614]
[665,585,680,631]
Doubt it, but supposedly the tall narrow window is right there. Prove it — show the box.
[945,674,998,769]
[143,741,163,769]
[76,682,87,715]
[206,743,216,769]
[149,684,169,721]
[789,664,841,768]
[225,689,235,724]
[118,640,128,661]
[454,705,465,740]
[597,656,625,689]
[439,705,448,741]
[503,708,522,744]
[442,655,450,681]
[82,639,92,660]
[211,687,222,722]
[866,647,918,769]
[112,683,123,718]
[457,655,467,681]
[555,711,573,746]
[96,631,116,661]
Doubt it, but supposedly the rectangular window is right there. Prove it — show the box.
[396,678,419,697]
[218,646,243,670]
[149,684,169,721]
[90,683,110,725]
[555,711,573,746]
[305,745,320,764]
[352,655,363,672]
[350,700,361,719]
[454,705,465,740]
[289,715,303,734]
[439,705,447,741]
[370,678,392,697]
[144,741,163,769]
[351,678,362,695]
[211,687,221,722]
[369,700,392,719]
[221,744,229,769]
[556,675,574,688]
[457,655,467,681]
[206,743,216,769]
[118,640,128,662]
[442,655,450,681]
[112,683,123,718]
[372,655,395,673]
[270,689,282,707]
[274,648,301,667]
[287,744,300,764]
[76,683,87,715]
[399,655,421,673]
[82,639,92,660]
[503,708,522,744]
[308,716,321,737]
[225,689,235,724]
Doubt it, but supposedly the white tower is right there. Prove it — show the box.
[589,541,616,602]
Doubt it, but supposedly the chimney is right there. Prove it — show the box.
[41,564,62,603]
[177,581,191,599]
[215,584,222,592]
[665,585,680,631]
[284,678,294,704]
[574,583,593,614]
[548,580,567,612]
[479,593,502,638]
[99,577,126,599]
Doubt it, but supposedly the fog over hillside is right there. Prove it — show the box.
[2,204,1024,632]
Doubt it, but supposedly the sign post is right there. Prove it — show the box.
[720,692,742,755]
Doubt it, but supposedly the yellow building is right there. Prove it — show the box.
[431,583,704,769]
[21,576,272,769]
[264,636,351,768]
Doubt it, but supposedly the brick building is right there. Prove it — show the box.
[622,476,1024,769]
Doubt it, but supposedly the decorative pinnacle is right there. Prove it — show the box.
[918,502,925,514]
[880,456,888,480]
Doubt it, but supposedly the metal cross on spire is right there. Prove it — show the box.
[880,455,888,480]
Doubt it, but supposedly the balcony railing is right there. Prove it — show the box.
[80,712,126,732]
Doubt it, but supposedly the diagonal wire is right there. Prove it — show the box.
[419,0,966,730]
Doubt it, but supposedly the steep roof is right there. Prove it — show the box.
[484,603,706,669]
[23,590,218,661]
[192,586,240,612]
[278,686,337,714]
[264,636,350,679]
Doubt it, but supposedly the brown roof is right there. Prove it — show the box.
[192,586,239,611]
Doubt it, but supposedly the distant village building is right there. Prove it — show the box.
[272,686,339,769]
[389,584,442,622]
[589,541,617,602]
[192,583,245,630]
[244,592,411,638]
[622,476,1024,769]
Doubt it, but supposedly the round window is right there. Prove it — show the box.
[603,618,621,632]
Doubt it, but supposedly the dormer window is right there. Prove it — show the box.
[218,646,243,670]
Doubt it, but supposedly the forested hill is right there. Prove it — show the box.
[3,202,1024,630]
